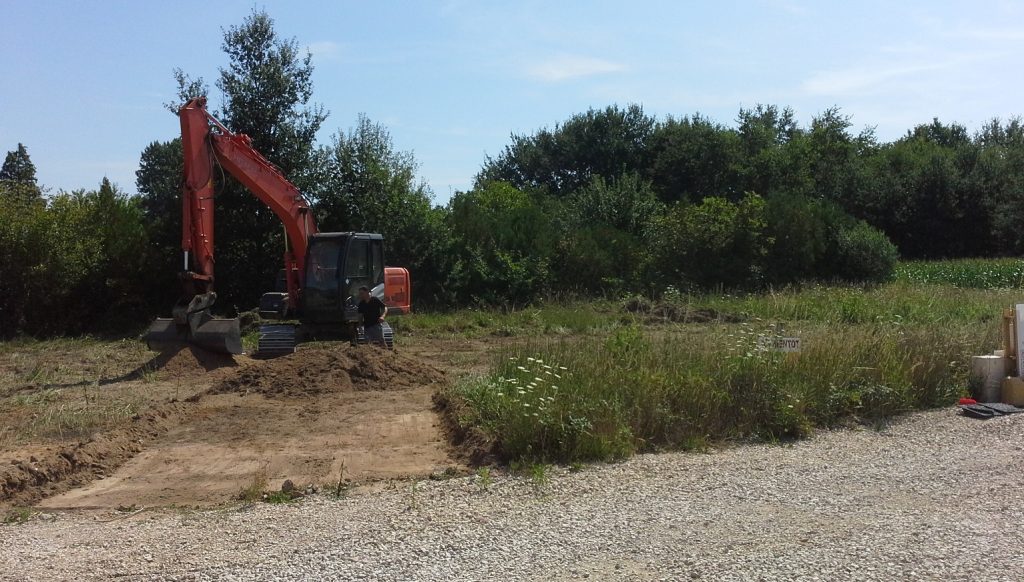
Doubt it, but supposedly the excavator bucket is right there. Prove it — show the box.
[145,317,243,355]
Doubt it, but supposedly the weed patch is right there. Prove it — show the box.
[445,319,984,464]
[238,467,270,504]
[2,507,34,525]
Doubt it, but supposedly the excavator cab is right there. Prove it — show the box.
[301,233,385,324]
[256,233,391,357]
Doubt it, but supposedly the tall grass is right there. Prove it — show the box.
[395,303,622,338]
[685,283,1020,325]
[447,320,993,463]
[0,388,144,449]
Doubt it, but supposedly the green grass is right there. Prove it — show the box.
[393,302,624,338]
[682,282,1019,325]
[445,283,1001,464]
[2,507,34,525]
[0,388,144,448]
[0,336,150,394]
[396,276,1019,342]
[895,258,1024,289]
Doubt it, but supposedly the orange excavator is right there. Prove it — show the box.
[144,97,411,356]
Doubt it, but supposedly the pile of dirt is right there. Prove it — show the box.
[155,347,242,378]
[212,346,447,398]
[0,402,189,507]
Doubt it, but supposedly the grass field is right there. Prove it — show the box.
[438,269,1019,464]
[0,338,155,450]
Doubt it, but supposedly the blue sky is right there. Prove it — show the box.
[2,0,1023,204]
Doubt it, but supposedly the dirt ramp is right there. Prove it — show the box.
[213,346,446,398]
[1,403,188,507]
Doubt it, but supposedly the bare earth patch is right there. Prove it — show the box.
[1,340,467,509]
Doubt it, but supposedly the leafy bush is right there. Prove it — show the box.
[830,220,899,283]
[649,192,768,289]
[446,181,556,304]
[0,196,48,335]
[0,180,149,337]
[764,192,829,284]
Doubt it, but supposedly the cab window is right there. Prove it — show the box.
[345,238,370,278]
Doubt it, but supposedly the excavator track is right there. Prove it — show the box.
[357,321,395,349]
[257,324,297,358]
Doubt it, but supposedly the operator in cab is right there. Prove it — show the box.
[357,286,387,346]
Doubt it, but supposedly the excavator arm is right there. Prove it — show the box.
[179,97,317,308]
[146,97,318,354]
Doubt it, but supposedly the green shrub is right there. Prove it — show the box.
[555,225,643,294]
[831,221,899,283]
[764,193,828,284]
[650,192,768,289]
[447,181,556,305]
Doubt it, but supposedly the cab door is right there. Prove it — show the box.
[342,236,385,301]
[302,236,344,321]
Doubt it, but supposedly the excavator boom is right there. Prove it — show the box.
[146,98,317,355]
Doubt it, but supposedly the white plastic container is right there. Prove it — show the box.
[970,355,1009,403]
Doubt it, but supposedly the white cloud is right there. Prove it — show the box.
[306,41,341,60]
[952,27,1024,42]
[526,55,625,82]
[801,62,948,96]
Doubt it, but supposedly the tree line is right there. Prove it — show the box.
[2,9,1024,337]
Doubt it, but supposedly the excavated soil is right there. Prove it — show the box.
[3,343,461,509]
[432,390,499,466]
[212,346,446,398]
[1,403,189,507]
[153,347,242,378]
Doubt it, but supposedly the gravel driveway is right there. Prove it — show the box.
[3,408,1023,581]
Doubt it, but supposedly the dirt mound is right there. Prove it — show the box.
[155,347,241,378]
[212,346,446,398]
[1,403,189,507]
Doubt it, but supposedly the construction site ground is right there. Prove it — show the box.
[0,336,495,510]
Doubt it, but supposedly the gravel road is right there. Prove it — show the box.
[3,408,1023,581]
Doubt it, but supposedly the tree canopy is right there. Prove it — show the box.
[0,143,42,204]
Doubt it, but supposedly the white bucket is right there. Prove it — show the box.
[970,355,1008,403]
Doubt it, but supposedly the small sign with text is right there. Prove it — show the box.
[757,337,802,353]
